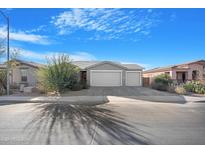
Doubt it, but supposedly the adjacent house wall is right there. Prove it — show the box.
[11,64,38,87]
[188,63,204,80]
[143,62,205,85]
[171,63,204,80]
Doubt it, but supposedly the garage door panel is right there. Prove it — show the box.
[91,71,121,86]
[126,72,141,86]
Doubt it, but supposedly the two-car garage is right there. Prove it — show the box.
[73,61,143,87]
[90,70,141,87]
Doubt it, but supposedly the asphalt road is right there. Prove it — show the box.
[0,100,205,145]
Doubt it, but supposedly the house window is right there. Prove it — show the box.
[20,69,28,82]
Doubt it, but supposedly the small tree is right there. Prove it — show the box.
[0,46,20,94]
[37,54,80,93]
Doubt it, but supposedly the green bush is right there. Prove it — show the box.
[151,74,172,91]
[37,54,80,93]
[183,82,194,92]
[183,81,205,94]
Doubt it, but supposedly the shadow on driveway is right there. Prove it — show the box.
[24,103,151,145]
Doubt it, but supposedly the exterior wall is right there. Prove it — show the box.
[188,63,204,80]
[86,63,142,86]
[143,62,205,85]
[143,70,172,84]
[171,69,188,80]
[172,63,204,80]
[11,64,38,87]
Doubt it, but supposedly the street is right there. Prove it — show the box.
[0,100,205,144]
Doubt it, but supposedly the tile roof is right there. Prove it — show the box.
[71,61,143,70]
[144,59,205,73]
[0,59,45,69]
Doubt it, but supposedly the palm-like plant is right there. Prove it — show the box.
[37,54,80,93]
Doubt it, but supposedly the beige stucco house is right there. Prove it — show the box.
[143,60,205,85]
[72,61,143,87]
[0,59,44,88]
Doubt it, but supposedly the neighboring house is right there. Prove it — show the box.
[0,59,44,88]
[143,60,205,84]
[72,61,143,87]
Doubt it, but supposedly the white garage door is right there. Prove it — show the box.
[90,70,122,86]
[126,71,141,86]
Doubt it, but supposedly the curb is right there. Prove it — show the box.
[0,96,109,105]
[107,96,205,103]
[0,96,205,104]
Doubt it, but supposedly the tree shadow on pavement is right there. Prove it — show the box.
[24,103,151,145]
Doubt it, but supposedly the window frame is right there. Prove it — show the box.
[20,68,28,82]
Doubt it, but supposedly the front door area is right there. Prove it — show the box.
[176,71,187,83]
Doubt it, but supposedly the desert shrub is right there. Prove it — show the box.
[183,82,194,92]
[174,86,187,95]
[151,74,172,91]
[167,83,176,93]
[183,81,205,94]
[37,54,80,93]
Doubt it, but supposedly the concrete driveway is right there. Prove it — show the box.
[0,100,205,144]
[62,87,177,96]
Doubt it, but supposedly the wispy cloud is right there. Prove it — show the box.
[25,25,47,33]
[51,8,160,40]
[8,47,96,63]
[0,26,50,45]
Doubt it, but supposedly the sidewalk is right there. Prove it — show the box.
[0,95,205,104]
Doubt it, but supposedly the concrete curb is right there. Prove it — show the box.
[0,96,109,105]
[107,96,205,103]
[0,95,205,104]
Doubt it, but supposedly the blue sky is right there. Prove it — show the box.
[0,8,205,69]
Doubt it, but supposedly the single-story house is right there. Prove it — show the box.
[0,59,44,88]
[0,60,143,88]
[143,60,205,85]
[72,61,143,87]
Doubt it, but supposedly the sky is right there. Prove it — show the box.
[0,8,205,69]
